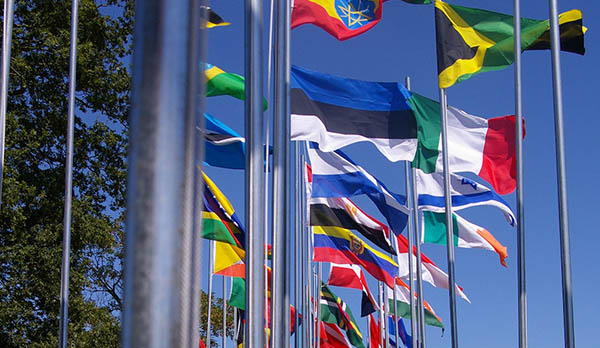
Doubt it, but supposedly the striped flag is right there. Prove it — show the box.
[320,283,365,348]
[204,63,268,109]
[328,264,378,317]
[204,113,245,170]
[386,278,443,328]
[202,172,245,248]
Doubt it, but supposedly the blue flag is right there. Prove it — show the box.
[388,316,412,348]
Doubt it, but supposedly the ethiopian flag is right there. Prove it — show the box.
[205,63,268,110]
[435,0,586,88]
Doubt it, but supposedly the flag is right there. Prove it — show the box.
[311,196,395,254]
[415,169,516,226]
[320,283,365,348]
[387,316,412,348]
[314,225,398,288]
[328,264,379,317]
[395,233,470,302]
[291,0,385,41]
[291,65,417,162]
[434,0,586,88]
[307,143,408,235]
[213,241,245,278]
[228,266,273,310]
[204,113,245,170]
[203,6,230,28]
[386,278,444,328]
[234,309,244,348]
[204,63,268,109]
[320,321,353,348]
[402,0,431,4]
[408,91,523,194]
[368,314,381,348]
[202,172,245,248]
[422,210,508,267]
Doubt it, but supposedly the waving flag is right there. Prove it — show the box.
[396,233,470,302]
[328,264,379,317]
[320,283,365,348]
[307,143,408,235]
[415,169,516,226]
[409,91,522,194]
[291,66,417,161]
[213,241,245,277]
[422,211,508,267]
[386,278,443,328]
[202,172,245,248]
[320,321,352,348]
[311,196,394,254]
[368,314,381,348]
[434,0,585,88]
[291,0,385,41]
[388,317,412,348]
[203,6,231,28]
[314,226,398,288]
[205,63,268,110]
[204,113,245,170]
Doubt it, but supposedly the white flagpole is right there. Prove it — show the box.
[439,88,459,348]
[222,276,228,348]
[384,285,390,348]
[379,282,385,348]
[548,1,575,347]
[513,1,528,348]
[206,240,214,348]
[0,0,14,205]
[315,263,322,348]
[58,2,79,347]
[244,0,266,347]
[294,142,301,348]
[392,279,400,348]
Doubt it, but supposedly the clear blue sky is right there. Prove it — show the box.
[203,1,599,347]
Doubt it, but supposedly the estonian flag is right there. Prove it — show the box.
[291,65,418,162]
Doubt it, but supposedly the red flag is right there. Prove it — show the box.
[320,321,352,348]
[328,263,378,316]
[369,314,381,348]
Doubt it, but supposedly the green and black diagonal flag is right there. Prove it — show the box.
[434,0,586,88]
[320,283,365,348]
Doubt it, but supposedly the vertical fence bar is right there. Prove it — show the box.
[548,1,575,347]
[0,0,14,204]
[122,0,201,346]
[513,1,528,348]
[58,1,79,347]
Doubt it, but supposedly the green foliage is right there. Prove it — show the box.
[0,1,133,347]
[199,291,236,348]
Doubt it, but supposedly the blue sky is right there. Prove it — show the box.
[202,1,599,347]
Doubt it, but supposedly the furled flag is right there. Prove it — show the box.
[368,314,381,348]
[204,63,268,110]
[311,196,395,255]
[386,278,444,328]
[202,172,245,248]
[396,233,470,302]
[291,66,417,162]
[434,0,586,88]
[234,308,244,348]
[388,316,412,348]
[328,264,379,317]
[415,169,516,226]
[291,0,385,41]
[204,113,245,170]
[421,210,508,267]
[408,91,522,195]
[202,6,231,28]
[307,143,408,235]
[320,283,365,348]
[314,225,398,288]
[320,321,353,348]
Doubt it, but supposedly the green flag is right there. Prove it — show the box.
[320,283,365,348]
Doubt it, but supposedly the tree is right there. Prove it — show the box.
[199,291,236,348]
[0,1,133,347]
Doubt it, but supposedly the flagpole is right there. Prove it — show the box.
[404,76,419,348]
[301,152,309,348]
[58,2,79,347]
[392,279,400,348]
[548,1,575,347]
[0,0,14,205]
[411,174,427,348]
[379,282,385,348]
[206,240,214,348]
[223,276,228,348]
[513,1,528,348]
[315,263,322,348]
[439,88,459,348]
[384,285,390,348]
[294,142,301,348]
[244,0,266,347]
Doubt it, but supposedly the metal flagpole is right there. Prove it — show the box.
[0,0,14,205]
[439,88,459,348]
[393,277,400,348]
[548,1,575,347]
[58,1,79,347]
[294,142,301,348]
[315,263,322,348]
[301,153,308,348]
[206,241,214,348]
[404,77,419,348]
[411,173,427,348]
[223,276,228,348]
[384,285,390,348]
[272,0,291,345]
[122,0,201,345]
[378,282,384,348]
[245,0,266,346]
[513,2,528,348]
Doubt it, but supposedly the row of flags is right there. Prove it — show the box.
[201,1,587,347]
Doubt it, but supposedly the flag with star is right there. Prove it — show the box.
[292,0,385,41]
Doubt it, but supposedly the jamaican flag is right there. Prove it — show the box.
[320,283,365,348]
[435,0,586,88]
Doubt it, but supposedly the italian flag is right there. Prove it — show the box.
[386,278,444,328]
[421,210,509,267]
[408,92,523,195]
